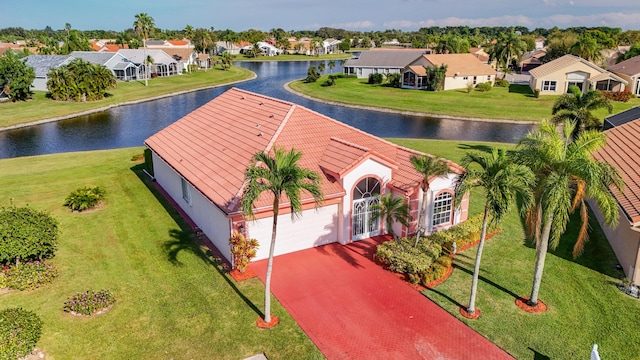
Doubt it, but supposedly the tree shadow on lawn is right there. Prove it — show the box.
[518,206,624,279]
[528,347,551,360]
[130,164,264,318]
[453,260,520,300]
[456,143,495,154]
[508,84,535,98]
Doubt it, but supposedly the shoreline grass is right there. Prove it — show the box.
[0,65,255,129]
[289,76,640,122]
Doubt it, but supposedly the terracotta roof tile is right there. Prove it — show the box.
[422,53,496,77]
[145,88,462,215]
[595,119,640,225]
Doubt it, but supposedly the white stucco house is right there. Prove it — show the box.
[145,88,469,265]
[401,53,497,91]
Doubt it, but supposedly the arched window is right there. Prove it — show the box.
[352,178,381,240]
[432,192,453,227]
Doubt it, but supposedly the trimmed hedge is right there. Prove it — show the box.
[0,307,43,360]
[375,237,442,275]
[0,206,59,265]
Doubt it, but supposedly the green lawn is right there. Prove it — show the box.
[290,76,640,122]
[390,138,640,360]
[0,148,322,360]
[234,53,351,62]
[0,65,254,129]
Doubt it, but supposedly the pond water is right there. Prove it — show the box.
[0,61,535,159]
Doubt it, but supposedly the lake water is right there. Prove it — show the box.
[0,61,535,159]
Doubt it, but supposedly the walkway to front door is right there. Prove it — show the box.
[251,236,513,360]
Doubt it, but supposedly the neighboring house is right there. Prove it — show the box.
[197,54,211,69]
[519,49,546,72]
[469,47,490,64]
[215,41,242,55]
[145,88,469,264]
[319,39,342,55]
[257,41,280,56]
[343,49,429,78]
[535,37,546,50]
[69,51,141,81]
[401,53,496,90]
[602,46,630,68]
[117,49,179,77]
[141,40,197,72]
[609,55,640,97]
[529,54,627,95]
[24,55,71,91]
[287,37,311,55]
[592,107,640,285]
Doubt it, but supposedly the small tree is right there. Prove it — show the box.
[0,52,35,102]
[410,155,450,247]
[304,66,320,83]
[424,64,447,91]
[229,230,259,273]
[0,206,59,266]
[370,193,412,239]
[47,58,116,102]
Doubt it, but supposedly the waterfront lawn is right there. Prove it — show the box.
[390,138,640,360]
[291,76,640,122]
[0,65,254,129]
[0,148,322,360]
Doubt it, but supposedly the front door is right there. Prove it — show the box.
[352,177,381,240]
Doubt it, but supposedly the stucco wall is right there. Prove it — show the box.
[530,62,624,95]
[32,78,48,92]
[152,153,233,263]
[443,75,494,91]
[591,202,640,284]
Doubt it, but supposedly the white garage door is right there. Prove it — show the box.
[249,204,339,260]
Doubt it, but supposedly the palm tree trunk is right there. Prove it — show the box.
[467,205,489,314]
[143,39,148,87]
[413,187,429,247]
[263,201,279,323]
[529,213,553,305]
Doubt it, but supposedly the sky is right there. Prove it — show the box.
[2,0,640,32]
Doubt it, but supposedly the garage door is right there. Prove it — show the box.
[249,204,339,260]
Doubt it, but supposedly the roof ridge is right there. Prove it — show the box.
[329,137,370,152]
[266,104,296,153]
[230,87,296,108]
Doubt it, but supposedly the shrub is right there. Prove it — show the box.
[534,88,541,98]
[475,82,492,92]
[0,307,43,359]
[322,75,337,87]
[600,89,634,102]
[63,289,116,316]
[385,73,401,88]
[0,206,59,265]
[493,79,510,87]
[304,66,320,83]
[420,255,453,286]
[368,73,384,84]
[0,271,7,289]
[229,231,259,273]
[375,237,442,275]
[64,185,106,212]
[4,260,58,290]
[466,82,474,93]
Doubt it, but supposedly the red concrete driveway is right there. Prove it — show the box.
[252,237,513,360]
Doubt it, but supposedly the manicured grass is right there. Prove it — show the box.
[0,65,254,129]
[0,148,322,360]
[389,138,640,360]
[234,54,351,62]
[291,76,640,122]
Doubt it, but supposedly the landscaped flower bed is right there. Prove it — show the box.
[375,213,498,288]
[63,289,115,316]
[2,261,58,291]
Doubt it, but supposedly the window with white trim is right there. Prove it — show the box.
[181,178,191,204]
[432,192,453,227]
[542,80,557,91]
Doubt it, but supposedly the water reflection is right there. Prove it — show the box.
[0,61,534,159]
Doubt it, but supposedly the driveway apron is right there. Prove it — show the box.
[251,237,513,360]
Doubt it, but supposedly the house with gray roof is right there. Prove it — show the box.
[117,49,179,77]
[24,55,71,91]
[343,49,429,79]
[70,51,141,81]
[609,55,640,97]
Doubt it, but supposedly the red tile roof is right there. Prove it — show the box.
[595,119,640,225]
[145,88,462,214]
[168,40,189,46]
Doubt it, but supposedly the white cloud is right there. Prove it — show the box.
[385,12,640,30]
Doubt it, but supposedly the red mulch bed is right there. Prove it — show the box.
[425,263,454,288]
[229,266,257,282]
[256,315,279,329]
[459,306,481,319]
[515,296,547,313]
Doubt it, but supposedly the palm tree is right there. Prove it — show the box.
[241,147,324,324]
[571,34,604,64]
[551,86,612,139]
[328,60,336,73]
[489,31,527,73]
[456,148,534,315]
[133,13,155,86]
[410,155,450,247]
[517,121,623,306]
[370,193,412,239]
[220,51,232,70]
[318,62,326,74]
